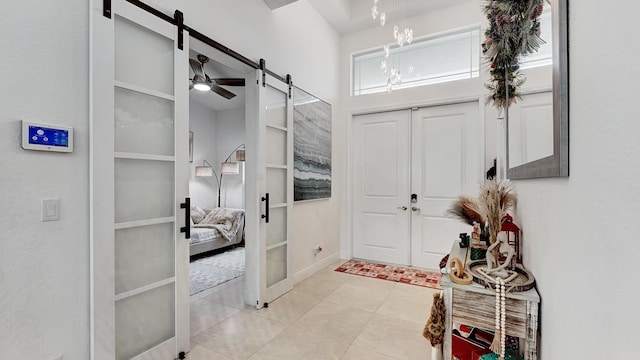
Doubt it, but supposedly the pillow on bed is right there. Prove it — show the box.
[190,204,206,224]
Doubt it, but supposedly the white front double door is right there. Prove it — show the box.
[352,102,483,270]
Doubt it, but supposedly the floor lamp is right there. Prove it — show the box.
[195,144,245,207]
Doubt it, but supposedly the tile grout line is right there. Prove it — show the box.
[241,292,323,359]
[340,282,404,360]
[253,271,362,359]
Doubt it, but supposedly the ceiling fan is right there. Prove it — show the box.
[189,54,245,99]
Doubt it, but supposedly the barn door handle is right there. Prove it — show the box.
[261,193,270,223]
[180,197,191,239]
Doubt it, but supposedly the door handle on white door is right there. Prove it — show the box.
[397,206,408,211]
[411,206,421,213]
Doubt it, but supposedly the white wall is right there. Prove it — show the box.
[190,102,246,210]
[215,107,245,209]
[0,1,90,359]
[0,1,340,358]
[189,98,219,209]
[514,1,640,358]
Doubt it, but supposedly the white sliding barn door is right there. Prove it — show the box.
[91,0,190,359]
[410,102,482,269]
[246,70,294,308]
[352,110,411,266]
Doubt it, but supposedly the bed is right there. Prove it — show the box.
[190,206,245,257]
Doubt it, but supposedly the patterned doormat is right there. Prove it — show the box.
[335,259,442,290]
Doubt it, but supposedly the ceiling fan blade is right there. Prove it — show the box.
[214,78,245,87]
[210,84,236,99]
[189,59,204,77]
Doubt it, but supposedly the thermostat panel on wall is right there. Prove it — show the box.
[21,121,73,152]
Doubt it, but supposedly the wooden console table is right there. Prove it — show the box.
[441,243,540,360]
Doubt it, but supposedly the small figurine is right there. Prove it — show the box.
[484,232,515,279]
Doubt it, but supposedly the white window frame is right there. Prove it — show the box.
[351,26,481,96]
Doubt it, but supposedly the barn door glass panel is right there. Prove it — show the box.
[113,15,176,358]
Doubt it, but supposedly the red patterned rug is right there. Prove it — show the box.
[335,259,442,290]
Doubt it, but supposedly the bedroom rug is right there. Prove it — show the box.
[190,247,245,296]
[335,259,442,290]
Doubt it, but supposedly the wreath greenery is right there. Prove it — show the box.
[482,0,548,108]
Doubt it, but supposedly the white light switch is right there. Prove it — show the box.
[41,198,60,221]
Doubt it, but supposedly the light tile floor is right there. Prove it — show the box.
[188,259,438,360]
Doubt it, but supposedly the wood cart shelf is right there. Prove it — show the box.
[441,243,540,360]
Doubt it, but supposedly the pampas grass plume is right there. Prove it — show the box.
[478,180,517,244]
[447,195,485,228]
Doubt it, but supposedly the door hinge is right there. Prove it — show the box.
[103,0,111,18]
[174,10,184,50]
[286,74,292,99]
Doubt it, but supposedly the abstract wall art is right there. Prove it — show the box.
[293,87,332,201]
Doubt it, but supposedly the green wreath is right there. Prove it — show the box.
[482,0,547,108]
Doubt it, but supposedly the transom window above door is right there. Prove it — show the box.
[352,11,552,96]
[352,28,481,96]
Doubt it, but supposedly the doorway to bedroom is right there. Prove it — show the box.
[187,48,248,337]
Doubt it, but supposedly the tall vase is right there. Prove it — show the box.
[491,229,500,269]
[485,224,500,270]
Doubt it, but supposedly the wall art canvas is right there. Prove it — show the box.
[293,87,332,201]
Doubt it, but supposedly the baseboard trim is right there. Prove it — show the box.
[293,251,341,285]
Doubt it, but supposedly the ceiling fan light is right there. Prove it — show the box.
[193,75,211,91]
[194,83,210,91]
